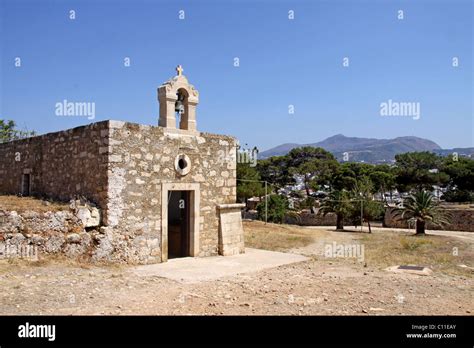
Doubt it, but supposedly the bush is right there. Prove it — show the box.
[299,197,317,211]
[256,194,288,223]
[442,189,473,203]
[348,200,385,227]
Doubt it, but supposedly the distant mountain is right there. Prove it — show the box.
[258,134,461,163]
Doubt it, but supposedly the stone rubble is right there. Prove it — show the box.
[0,198,102,260]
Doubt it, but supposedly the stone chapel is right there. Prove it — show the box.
[0,66,245,263]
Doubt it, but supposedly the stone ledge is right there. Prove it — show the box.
[217,203,245,210]
[163,128,200,137]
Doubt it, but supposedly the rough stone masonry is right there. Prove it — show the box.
[0,66,246,264]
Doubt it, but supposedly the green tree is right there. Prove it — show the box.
[330,164,357,191]
[257,147,338,205]
[442,189,473,202]
[287,146,336,168]
[369,166,396,202]
[350,177,385,233]
[236,163,265,203]
[257,156,293,190]
[441,156,474,202]
[392,190,451,235]
[342,162,374,178]
[286,147,338,196]
[256,194,288,223]
[394,152,447,193]
[0,119,36,143]
[319,190,352,230]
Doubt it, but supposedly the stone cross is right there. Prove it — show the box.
[176,65,183,76]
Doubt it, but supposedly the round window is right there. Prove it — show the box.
[174,154,191,176]
[178,158,187,170]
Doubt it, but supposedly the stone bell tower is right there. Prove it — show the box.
[157,65,199,132]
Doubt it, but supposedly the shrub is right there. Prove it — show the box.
[442,189,473,203]
[256,194,288,223]
[299,196,317,211]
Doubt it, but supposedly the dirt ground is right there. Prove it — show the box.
[0,221,472,315]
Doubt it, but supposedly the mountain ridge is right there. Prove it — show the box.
[259,135,472,163]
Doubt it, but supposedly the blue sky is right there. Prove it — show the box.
[0,0,472,150]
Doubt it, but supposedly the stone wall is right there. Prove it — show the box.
[0,202,102,260]
[284,211,361,227]
[283,208,474,232]
[101,121,238,263]
[384,207,474,232]
[0,122,109,209]
[284,212,337,226]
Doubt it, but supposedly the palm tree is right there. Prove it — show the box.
[319,190,352,230]
[393,190,451,235]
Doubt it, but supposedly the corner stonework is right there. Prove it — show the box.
[217,203,246,256]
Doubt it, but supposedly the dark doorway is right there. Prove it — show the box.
[21,174,30,196]
[167,190,191,258]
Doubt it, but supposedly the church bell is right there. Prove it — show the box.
[175,93,185,114]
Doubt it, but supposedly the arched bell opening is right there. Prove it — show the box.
[175,88,190,130]
[157,66,199,131]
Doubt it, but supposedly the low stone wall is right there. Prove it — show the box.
[284,211,359,226]
[0,202,107,261]
[285,212,337,226]
[384,208,474,232]
[245,211,351,226]
[246,205,474,232]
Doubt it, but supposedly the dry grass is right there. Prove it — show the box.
[243,220,316,252]
[0,195,68,213]
[360,231,473,275]
[243,220,473,277]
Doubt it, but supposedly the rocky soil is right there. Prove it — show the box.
[0,243,472,315]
